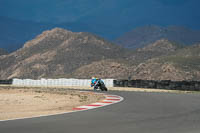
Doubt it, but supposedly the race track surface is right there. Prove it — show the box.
[1,90,200,133]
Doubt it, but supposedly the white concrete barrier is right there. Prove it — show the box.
[12,78,114,87]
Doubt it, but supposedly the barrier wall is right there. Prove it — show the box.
[0,79,13,84]
[12,78,114,87]
[2,78,200,91]
[113,80,200,91]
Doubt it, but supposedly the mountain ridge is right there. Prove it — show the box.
[0,28,199,81]
[1,15,200,52]
[115,25,200,49]
[0,28,127,79]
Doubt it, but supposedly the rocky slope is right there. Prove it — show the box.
[129,44,200,81]
[71,40,200,81]
[71,59,131,79]
[0,28,127,79]
[127,39,182,65]
[0,28,199,81]
[130,62,198,81]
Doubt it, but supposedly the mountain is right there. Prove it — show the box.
[64,39,200,81]
[0,28,199,81]
[156,44,200,72]
[130,43,200,81]
[0,48,8,56]
[115,25,200,49]
[0,28,127,79]
[71,59,131,79]
[72,39,200,81]
[0,16,102,52]
[126,39,182,65]
[0,16,117,52]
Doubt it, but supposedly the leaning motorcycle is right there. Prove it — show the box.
[93,79,108,91]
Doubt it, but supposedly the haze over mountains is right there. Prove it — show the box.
[0,16,53,52]
[1,0,199,28]
[0,16,120,52]
[0,28,199,81]
[1,0,200,52]
[0,16,100,52]
[115,25,200,49]
[1,16,200,53]
[1,0,200,81]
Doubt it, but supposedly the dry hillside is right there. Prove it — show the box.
[0,28,128,79]
[0,28,199,81]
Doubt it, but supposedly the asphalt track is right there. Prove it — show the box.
[1,90,200,133]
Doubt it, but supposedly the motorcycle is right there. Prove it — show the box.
[92,79,108,91]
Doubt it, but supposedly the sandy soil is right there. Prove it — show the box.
[76,86,194,93]
[1,85,193,93]
[36,86,191,93]
[0,87,104,120]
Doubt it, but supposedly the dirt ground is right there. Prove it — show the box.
[0,87,105,120]
[42,86,192,93]
[0,84,192,121]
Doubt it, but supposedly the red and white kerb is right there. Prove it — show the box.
[73,94,124,111]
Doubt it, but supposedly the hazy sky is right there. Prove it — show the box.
[0,0,200,30]
[0,0,200,51]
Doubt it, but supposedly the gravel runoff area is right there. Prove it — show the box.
[0,84,196,121]
[38,86,196,93]
[0,86,105,121]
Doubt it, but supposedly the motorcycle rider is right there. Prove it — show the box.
[91,77,98,90]
[91,77,107,91]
